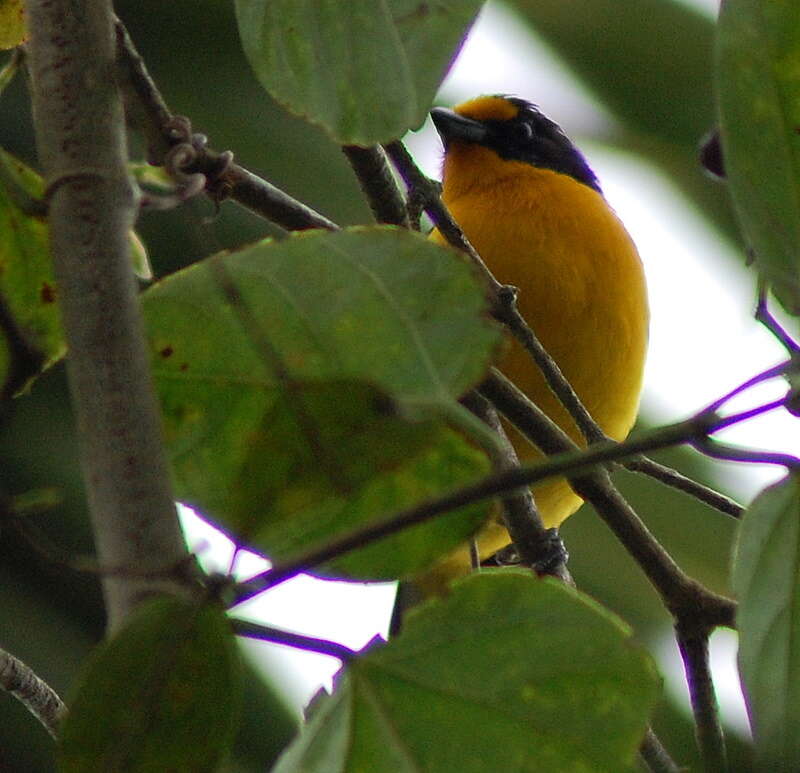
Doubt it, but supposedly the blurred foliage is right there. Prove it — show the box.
[0,149,63,396]
[59,598,242,772]
[0,0,790,768]
[732,473,800,768]
[716,0,800,314]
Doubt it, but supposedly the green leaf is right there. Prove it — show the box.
[144,227,498,402]
[732,472,800,767]
[0,149,64,396]
[142,227,499,579]
[58,597,242,773]
[234,0,481,144]
[716,0,800,314]
[0,0,25,50]
[261,423,491,580]
[275,573,659,772]
[0,149,154,397]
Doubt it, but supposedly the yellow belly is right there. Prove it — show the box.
[424,166,648,588]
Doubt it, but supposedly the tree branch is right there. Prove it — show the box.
[461,391,572,584]
[756,281,799,353]
[25,0,192,631]
[0,647,65,739]
[622,456,744,519]
[639,727,682,773]
[231,618,356,662]
[676,624,727,772]
[479,370,736,627]
[114,18,337,233]
[344,141,572,587]
[231,390,752,611]
[383,140,502,291]
[341,145,410,227]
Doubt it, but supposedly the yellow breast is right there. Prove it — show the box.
[427,148,648,577]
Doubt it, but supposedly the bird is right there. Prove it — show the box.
[420,95,649,592]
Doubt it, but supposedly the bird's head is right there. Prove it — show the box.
[431,95,600,199]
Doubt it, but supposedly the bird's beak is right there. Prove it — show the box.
[430,107,488,147]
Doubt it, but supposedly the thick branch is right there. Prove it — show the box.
[25,0,190,631]
[0,647,65,739]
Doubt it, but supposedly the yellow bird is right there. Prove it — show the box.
[422,95,649,590]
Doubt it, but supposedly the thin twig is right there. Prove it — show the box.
[676,624,727,772]
[704,358,792,414]
[231,618,356,662]
[383,141,500,288]
[495,298,606,444]
[575,474,733,626]
[623,456,744,519]
[0,647,65,739]
[342,145,410,227]
[692,434,800,469]
[231,395,753,611]
[756,281,799,353]
[639,727,682,773]
[114,18,337,233]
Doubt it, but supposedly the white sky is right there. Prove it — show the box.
[183,0,795,734]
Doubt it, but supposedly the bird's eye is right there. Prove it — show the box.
[511,121,534,143]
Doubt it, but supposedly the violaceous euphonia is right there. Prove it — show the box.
[423,95,649,589]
